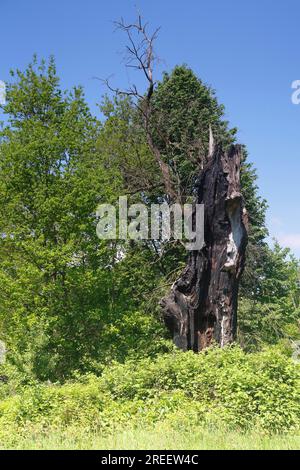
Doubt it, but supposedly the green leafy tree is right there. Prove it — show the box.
[149,65,237,200]
[239,243,300,349]
[0,58,168,380]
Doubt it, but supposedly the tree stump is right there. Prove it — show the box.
[161,144,248,351]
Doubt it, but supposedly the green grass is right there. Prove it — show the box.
[1,424,299,450]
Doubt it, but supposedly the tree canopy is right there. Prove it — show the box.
[0,57,298,380]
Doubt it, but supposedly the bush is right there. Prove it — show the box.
[0,345,299,436]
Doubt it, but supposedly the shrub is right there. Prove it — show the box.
[0,345,299,435]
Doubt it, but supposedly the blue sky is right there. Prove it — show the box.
[1,0,300,256]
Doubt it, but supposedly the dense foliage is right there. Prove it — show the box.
[0,57,299,444]
[0,346,299,438]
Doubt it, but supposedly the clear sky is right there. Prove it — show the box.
[1,0,300,256]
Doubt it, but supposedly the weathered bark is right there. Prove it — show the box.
[161,144,248,351]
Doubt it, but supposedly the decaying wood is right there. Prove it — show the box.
[161,144,248,351]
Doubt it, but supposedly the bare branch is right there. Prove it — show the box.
[114,16,160,87]
[93,76,144,100]
[101,15,178,202]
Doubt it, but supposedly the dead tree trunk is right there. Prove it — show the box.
[161,144,248,351]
